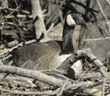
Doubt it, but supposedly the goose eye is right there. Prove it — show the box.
[66,14,76,26]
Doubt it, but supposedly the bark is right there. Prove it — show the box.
[0,48,109,95]
[0,74,35,87]
[2,0,8,8]
[0,65,67,87]
[31,0,50,42]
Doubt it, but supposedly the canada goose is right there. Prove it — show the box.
[12,8,87,76]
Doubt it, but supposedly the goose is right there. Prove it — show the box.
[12,8,87,77]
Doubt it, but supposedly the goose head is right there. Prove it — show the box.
[61,12,87,55]
[66,13,87,27]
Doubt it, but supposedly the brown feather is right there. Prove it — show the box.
[12,41,62,70]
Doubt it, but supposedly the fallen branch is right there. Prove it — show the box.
[7,40,19,48]
[0,74,35,87]
[0,87,60,95]
[79,72,109,80]
[57,79,69,96]
[4,14,32,18]
[57,48,108,78]
[84,49,107,77]
[102,78,106,96]
[64,80,103,93]
[0,65,67,87]
[0,7,30,14]
[0,48,109,95]
[0,80,104,96]
[0,39,37,56]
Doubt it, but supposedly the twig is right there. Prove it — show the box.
[2,54,12,61]
[96,0,110,33]
[0,7,30,14]
[56,0,64,25]
[65,80,102,91]
[57,48,108,78]
[0,44,5,50]
[42,70,70,80]
[14,0,18,8]
[47,23,54,33]
[0,39,37,56]
[0,74,35,87]
[84,36,110,42]
[7,40,19,47]
[8,7,19,16]
[5,14,32,18]
[0,65,68,87]
[0,22,4,30]
[102,78,106,96]
[79,72,104,80]
[106,0,110,5]
[24,39,37,45]
[84,49,108,78]
[57,79,69,96]
[43,14,48,17]
[72,0,99,13]
[0,87,60,95]
[43,9,47,14]
[0,42,23,56]
[0,61,3,65]
[46,0,65,26]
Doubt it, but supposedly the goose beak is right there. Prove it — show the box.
[66,14,88,26]
[81,21,88,26]
[71,13,88,26]
[76,17,87,26]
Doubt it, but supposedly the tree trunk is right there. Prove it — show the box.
[31,0,50,42]
[2,0,8,8]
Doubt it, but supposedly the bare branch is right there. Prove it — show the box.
[0,39,37,57]
[96,0,110,33]
[57,79,69,96]
[65,80,103,91]
[106,0,110,5]
[84,36,110,42]
[0,7,30,14]
[57,48,108,78]
[0,65,67,87]
[102,78,106,96]
[42,9,47,14]
[31,0,50,42]
[56,0,64,25]
[0,74,35,87]
[0,87,60,95]
[47,23,54,33]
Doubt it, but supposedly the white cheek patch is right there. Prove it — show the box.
[66,14,76,26]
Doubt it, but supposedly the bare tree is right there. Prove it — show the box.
[31,0,51,42]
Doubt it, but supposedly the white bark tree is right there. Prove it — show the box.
[31,0,51,42]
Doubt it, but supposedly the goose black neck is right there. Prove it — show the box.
[61,22,75,55]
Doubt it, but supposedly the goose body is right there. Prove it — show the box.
[12,41,71,70]
[12,8,87,76]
